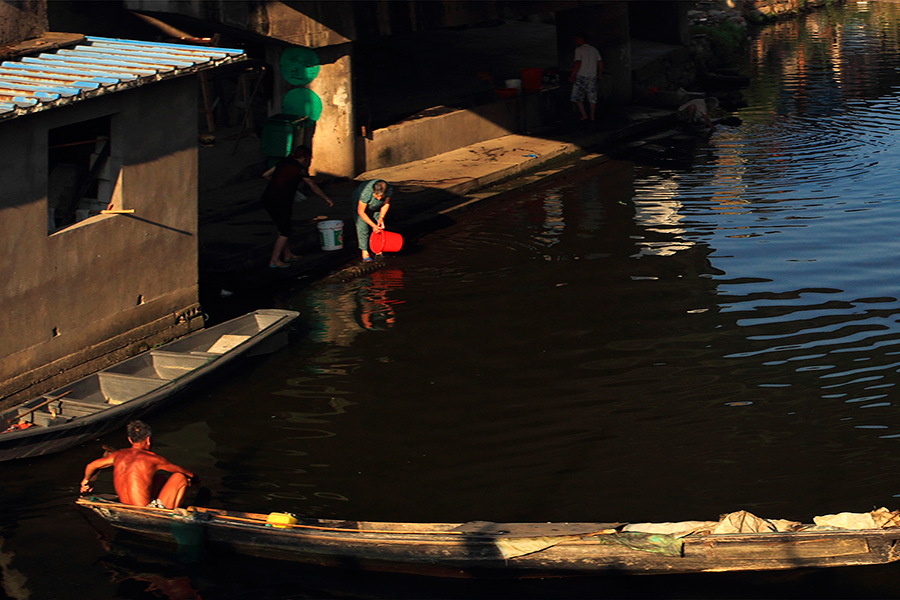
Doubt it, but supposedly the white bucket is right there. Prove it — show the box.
[505,78,522,92]
[317,219,344,251]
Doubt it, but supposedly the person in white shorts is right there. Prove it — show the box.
[569,34,603,121]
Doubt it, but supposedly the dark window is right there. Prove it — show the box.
[47,115,118,233]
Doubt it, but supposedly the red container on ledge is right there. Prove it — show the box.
[521,68,543,91]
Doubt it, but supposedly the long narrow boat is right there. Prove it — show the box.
[76,496,900,577]
[0,309,299,461]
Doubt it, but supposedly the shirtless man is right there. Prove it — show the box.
[79,420,194,509]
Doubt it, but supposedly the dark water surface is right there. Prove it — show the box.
[8,4,900,598]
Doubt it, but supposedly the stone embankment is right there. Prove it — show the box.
[624,0,844,165]
[744,0,840,22]
[678,0,844,104]
[690,0,843,30]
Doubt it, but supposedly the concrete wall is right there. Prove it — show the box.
[0,0,47,47]
[119,1,682,176]
[308,43,355,177]
[358,100,520,172]
[0,77,204,408]
[629,1,692,46]
[124,0,605,47]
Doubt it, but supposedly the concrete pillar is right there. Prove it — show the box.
[308,43,355,178]
[265,42,356,178]
[265,45,285,116]
[556,2,631,106]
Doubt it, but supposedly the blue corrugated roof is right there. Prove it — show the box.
[0,36,246,120]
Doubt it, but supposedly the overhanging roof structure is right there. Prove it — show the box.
[0,36,246,122]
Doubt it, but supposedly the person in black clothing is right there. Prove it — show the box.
[261,145,334,267]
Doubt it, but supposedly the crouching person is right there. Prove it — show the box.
[80,420,194,509]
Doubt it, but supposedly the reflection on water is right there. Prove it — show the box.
[0,535,28,600]
[656,4,900,466]
[631,172,692,257]
[14,3,900,598]
[306,269,404,345]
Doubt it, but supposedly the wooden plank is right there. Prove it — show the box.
[691,536,870,560]
[199,71,215,133]
[207,334,250,354]
[61,397,107,410]
[97,372,167,404]
[58,402,102,418]
[452,521,624,537]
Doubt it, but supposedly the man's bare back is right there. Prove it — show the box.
[81,420,193,509]
[110,447,185,506]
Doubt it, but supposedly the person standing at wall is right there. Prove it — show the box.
[353,179,392,262]
[569,33,603,122]
[261,145,334,268]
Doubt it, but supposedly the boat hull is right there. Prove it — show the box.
[76,498,900,577]
[0,309,298,461]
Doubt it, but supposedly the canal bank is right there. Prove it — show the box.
[197,103,679,309]
[194,0,846,309]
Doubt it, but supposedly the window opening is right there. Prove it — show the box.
[48,115,118,233]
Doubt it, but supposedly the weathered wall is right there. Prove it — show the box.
[0,0,47,46]
[358,101,520,172]
[119,1,681,176]
[0,77,204,407]
[629,1,692,46]
[745,0,839,21]
[307,43,355,177]
[125,0,606,47]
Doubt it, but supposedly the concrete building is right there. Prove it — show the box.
[64,1,692,179]
[0,4,246,408]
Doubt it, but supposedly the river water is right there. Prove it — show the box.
[7,3,900,599]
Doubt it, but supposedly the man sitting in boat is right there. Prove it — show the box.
[79,420,194,509]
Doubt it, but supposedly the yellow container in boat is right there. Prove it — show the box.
[266,512,298,528]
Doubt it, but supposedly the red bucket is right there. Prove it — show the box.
[521,68,543,91]
[369,230,403,254]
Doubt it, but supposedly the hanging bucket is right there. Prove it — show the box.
[504,78,522,93]
[369,230,403,254]
[317,220,344,251]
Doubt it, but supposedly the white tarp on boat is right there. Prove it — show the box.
[625,510,800,536]
[814,507,900,530]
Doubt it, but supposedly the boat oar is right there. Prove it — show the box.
[2,391,72,431]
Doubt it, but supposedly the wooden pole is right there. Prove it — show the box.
[2,391,72,431]
[232,67,265,156]
[199,72,215,133]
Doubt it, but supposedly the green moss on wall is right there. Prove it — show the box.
[691,20,747,62]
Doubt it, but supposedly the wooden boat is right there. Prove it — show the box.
[76,496,900,577]
[0,309,298,461]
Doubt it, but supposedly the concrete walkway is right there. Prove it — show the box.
[197,104,676,298]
